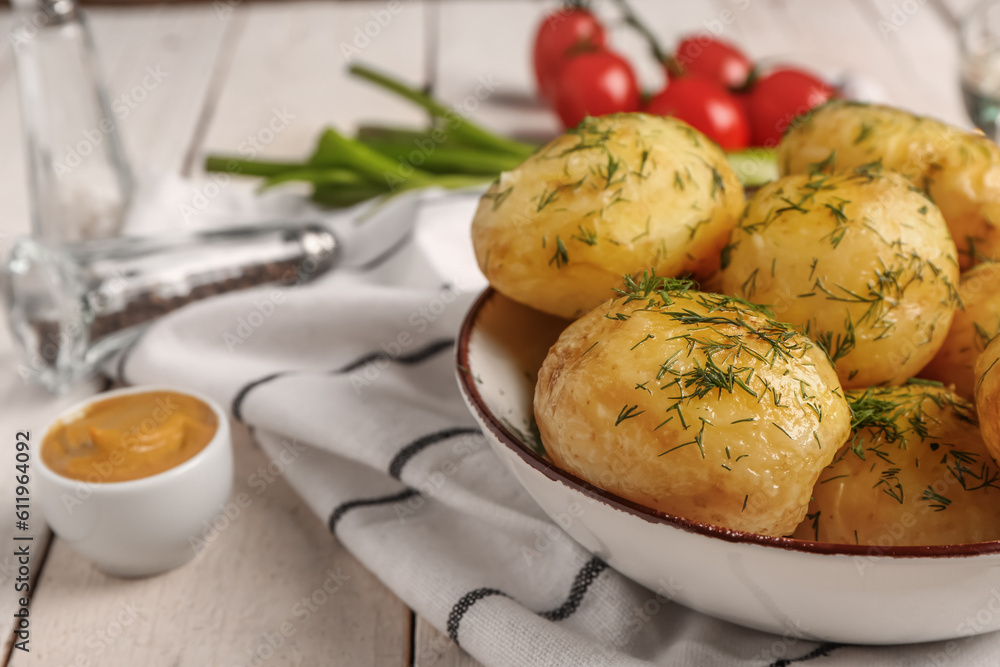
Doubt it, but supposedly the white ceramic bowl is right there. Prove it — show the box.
[457,288,1000,645]
[34,385,233,577]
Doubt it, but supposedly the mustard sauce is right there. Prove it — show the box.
[42,391,218,483]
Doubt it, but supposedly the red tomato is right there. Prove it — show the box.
[533,8,607,102]
[552,50,641,129]
[673,35,752,89]
[746,68,837,146]
[646,75,750,150]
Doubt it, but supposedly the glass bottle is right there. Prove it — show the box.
[10,0,134,242]
[2,223,338,393]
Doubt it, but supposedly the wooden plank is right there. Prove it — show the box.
[853,0,966,125]
[432,0,557,142]
[9,424,411,667]
[778,0,931,114]
[195,0,429,166]
[715,0,797,56]
[414,616,483,667]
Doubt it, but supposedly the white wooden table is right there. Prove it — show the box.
[0,0,974,664]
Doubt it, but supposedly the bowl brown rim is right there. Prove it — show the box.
[456,287,1000,560]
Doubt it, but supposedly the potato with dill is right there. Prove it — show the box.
[718,166,960,388]
[471,113,744,320]
[779,99,1000,269]
[792,384,1000,546]
[534,275,851,536]
[921,262,1000,399]
[975,334,1000,462]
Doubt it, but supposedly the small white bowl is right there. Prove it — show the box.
[34,385,233,577]
[457,288,1000,645]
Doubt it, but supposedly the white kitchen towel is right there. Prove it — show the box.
[115,188,1000,667]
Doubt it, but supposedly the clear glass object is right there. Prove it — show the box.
[10,0,134,242]
[2,224,338,394]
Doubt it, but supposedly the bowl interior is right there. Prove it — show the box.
[458,289,567,459]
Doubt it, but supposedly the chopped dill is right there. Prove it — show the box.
[616,404,645,426]
[549,236,569,268]
[808,150,837,174]
[920,486,952,512]
[854,123,874,145]
[535,186,559,212]
[571,225,598,246]
[631,334,654,350]
[481,186,513,211]
[805,511,821,540]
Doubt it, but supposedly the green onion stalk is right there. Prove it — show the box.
[204,64,538,208]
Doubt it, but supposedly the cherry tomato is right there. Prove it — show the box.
[533,8,606,102]
[746,68,837,146]
[646,75,750,150]
[552,50,641,129]
[673,35,753,90]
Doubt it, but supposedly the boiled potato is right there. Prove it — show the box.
[975,334,1000,462]
[921,262,1000,398]
[779,100,1000,269]
[534,276,851,536]
[718,167,960,388]
[793,385,1000,546]
[472,114,744,319]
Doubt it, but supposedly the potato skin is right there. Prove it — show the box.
[921,262,1000,398]
[779,100,1000,269]
[471,114,744,319]
[793,386,1000,546]
[975,334,1000,462]
[534,281,851,536]
[718,168,960,388]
